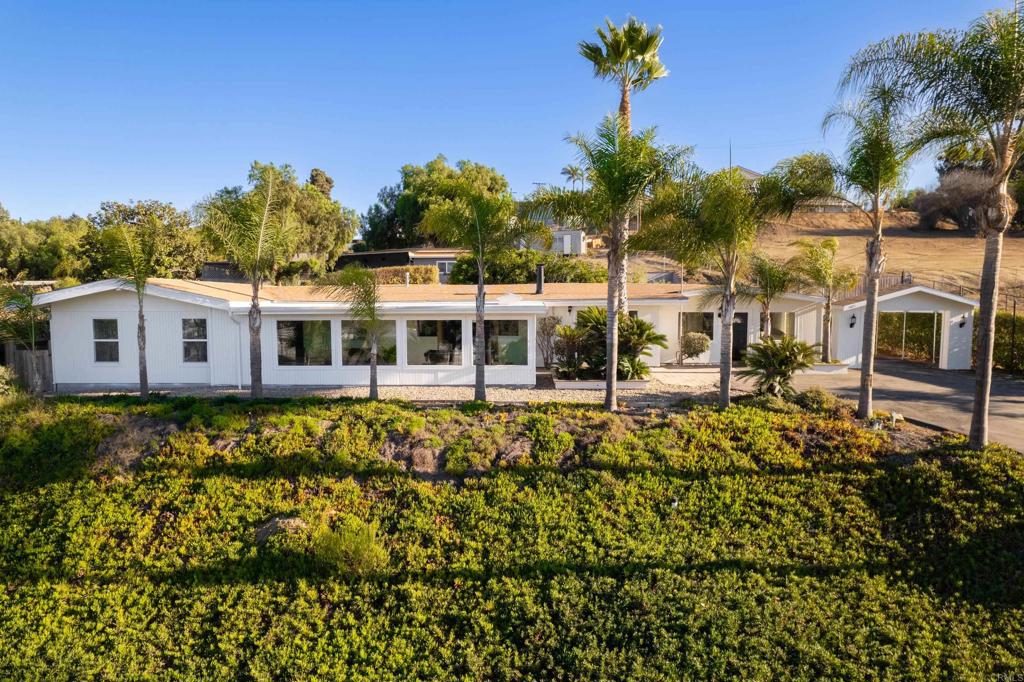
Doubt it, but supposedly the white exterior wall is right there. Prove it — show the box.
[834,291,975,370]
[49,290,238,389]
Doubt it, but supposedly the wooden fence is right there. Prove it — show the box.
[10,349,52,394]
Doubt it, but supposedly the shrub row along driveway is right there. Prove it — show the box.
[792,358,1024,450]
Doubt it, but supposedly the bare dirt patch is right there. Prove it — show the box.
[96,414,179,472]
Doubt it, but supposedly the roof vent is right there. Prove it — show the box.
[535,263,545,295]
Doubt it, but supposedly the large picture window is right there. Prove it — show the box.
[93,319,119,362]
[182,318,208,363]
[473,319,529,365]
[341,321,397,366]
[277,320,332,366]
[406,320,462,365]
[680,312,714,340]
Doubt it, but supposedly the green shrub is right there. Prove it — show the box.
[0,365,17,396]
[372,265,439,285]
[796,386,851,416]
[449,250,606,285]
[738,335,820,397]
[313,515,389,577]
[552,307,667,380]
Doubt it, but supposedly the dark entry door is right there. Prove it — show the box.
[732,313,749,362]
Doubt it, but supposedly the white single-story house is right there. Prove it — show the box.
[32,277,976,391]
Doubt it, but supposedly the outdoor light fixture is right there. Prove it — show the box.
[849,314,857,328]
[959,314,967,328]
[567,306,573,314]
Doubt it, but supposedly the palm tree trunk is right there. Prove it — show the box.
[619,82,631,133]
[136,290,149,401]
[474,260,487,402]
[369,335,379,401]
[719,273,737,409]
[969,229,1004,449]
[249,280,263,399]
[616,222,630,315]
[857,221,886,419]
[761,302,771,337]
[605,239,620,411]
[821,296,833,364]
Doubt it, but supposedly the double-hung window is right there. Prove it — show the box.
[182,319,208,362]
[93,319,119,362]
[277,320,332,366]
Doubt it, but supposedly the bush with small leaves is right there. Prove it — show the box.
[313,515,389,577]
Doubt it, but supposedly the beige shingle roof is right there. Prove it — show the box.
[148,278,701,304]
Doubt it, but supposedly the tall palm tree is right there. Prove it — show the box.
[823,83,922,420]
[561,164,584,190]
[747,253,799,337]
[204,163,297,399]
[789,237,859,364]
[635,154,834,408]
[579,17,668,133]
[420,169,548,402]
[532,116,678,410]
[316,265,386,400]
[841,8,1024,448]
[106,217,163,401]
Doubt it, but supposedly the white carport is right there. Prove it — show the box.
[832,285,977,370]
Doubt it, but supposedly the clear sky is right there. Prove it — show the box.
[0,0,999,221]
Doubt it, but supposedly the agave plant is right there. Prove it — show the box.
[738,336,820,398]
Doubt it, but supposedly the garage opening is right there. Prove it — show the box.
[876,312,942,365]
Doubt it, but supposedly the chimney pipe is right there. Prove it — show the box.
[535,263,545,295]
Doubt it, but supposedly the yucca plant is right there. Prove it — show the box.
[738,336,820,398]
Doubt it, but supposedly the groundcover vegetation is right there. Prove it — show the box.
[0,393,1021,680]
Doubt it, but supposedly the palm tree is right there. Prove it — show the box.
[0,284,47,395]
[747,253,800,337]
[420,169,548,402]
[635,154,834,408]
[106,217,163,401]
[823,83,922,420]
[789,237,859,364]
[531,116,678,410]
[579,17,668,133]
[841,8,1024,447]
[204,163,296,399]
[561,164,584,190]
[316,265,386,400]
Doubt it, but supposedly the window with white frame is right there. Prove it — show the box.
[277,320,332,366]
[437,261,455,275]
[182,319,208,362]
[93,319,119,362]
[341,320,398,365]
[472,320,529,365]
[768,312,796,338]
[406,319,462,365]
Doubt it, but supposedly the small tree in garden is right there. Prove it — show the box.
[537,315,560,368]
[419,162,548,401]
[0,285,47,395]
[747,253,799,337]
[105,217,163,401]
[738,336,820,398]
[552,306,667,381]
[678,332,711,365]
[203,163,297,398]
[316,265,386,400]
[789,237,858,363]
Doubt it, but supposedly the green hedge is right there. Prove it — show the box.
[449,250,606,285]
[993,310,1024,372]
[876,312,939,362]
[372,264,439,285]
[0,395,1021,679]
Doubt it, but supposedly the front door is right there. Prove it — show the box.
[732,313,749,362]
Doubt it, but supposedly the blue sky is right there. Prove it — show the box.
[0,0,997,221]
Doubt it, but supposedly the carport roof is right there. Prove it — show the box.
[837,284,978,310]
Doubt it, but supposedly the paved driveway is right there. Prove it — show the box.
[792,358,1024,450]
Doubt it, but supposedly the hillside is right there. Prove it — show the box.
[1,394,1022,679]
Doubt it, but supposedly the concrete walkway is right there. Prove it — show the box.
[792,358,1024,450]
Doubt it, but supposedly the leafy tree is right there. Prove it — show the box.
[448,250,606,285]
[842,8,1024,447]
[0,213,91,280]
[0,285,48,394]
[531,116,678,410]
[579,17,668,133]
[87,200,207,280]
[746,253,800,337]
[738,335,820,398]
[203,162,297,398]
[293,180,358,264]
[789,237,858,364]
[360,183,416,251]
[419,160,547,401]
[316,265,386,400]
[308,168,334,198]
[636,155,834,407]
[823,83,922,419]
[106,218,163,400]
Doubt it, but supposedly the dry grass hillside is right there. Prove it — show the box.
[759,211,1024,291]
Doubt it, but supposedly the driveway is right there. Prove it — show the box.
[792,358,1024,450]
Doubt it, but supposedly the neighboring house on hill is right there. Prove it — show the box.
[335,247,467,283]
[33,272,975,392]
